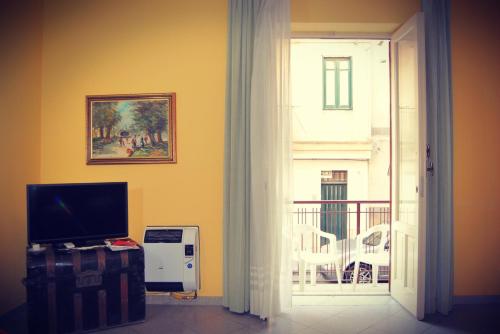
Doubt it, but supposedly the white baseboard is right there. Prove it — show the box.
[146,293,223,306]
[454,295,500,305]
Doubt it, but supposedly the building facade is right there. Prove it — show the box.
[292,39,391,236]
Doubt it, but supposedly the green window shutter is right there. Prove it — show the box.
[323,57,352,110]
[320,183,348,241]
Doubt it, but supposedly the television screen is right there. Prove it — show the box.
[27,182,128,244]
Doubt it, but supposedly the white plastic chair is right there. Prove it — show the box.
[352,223,390,289]
[293,223,343,291]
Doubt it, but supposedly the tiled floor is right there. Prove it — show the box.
[1,299,499,334]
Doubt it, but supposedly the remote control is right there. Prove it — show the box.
[29,244,46,252]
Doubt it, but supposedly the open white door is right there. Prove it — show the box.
[390,13,427,320]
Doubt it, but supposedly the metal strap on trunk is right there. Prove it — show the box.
[96,249,108,327]
[71,251,83,331]
[46,249,55,278]
[45,249,57,334]
[98,289,107,327]
[73,293,83,331]
[120,251,129,322]
[72,251,81,274]
[120,251,129,268]
[97,248,106,273]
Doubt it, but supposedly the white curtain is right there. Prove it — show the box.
[249,0,292,320]
[423,0,454,315]
[223,0,256,314]
[223,0,292,320]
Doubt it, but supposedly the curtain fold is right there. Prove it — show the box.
[223,0,292,320]
[249,0,292,320]
[422,0,454,315]
[223,0,258,313]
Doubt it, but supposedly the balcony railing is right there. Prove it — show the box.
[293,200,391,285]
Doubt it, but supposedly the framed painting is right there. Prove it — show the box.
[86,93,176,164]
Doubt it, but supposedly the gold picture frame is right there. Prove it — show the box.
[86,93,177,164]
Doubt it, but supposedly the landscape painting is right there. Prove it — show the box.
[87,93,176,164]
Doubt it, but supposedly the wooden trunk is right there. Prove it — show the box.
[25,244,145,333]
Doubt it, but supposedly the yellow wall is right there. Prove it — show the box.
[451,0,500,296]
[0,0,43,314]
[291,0,420,32]
[40,0,227,297]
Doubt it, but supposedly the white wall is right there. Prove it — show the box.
[368,40,390,202]
[368,137,390,201]
[294,160,368,202]
[292,39,389,143]
[370,41,390,129]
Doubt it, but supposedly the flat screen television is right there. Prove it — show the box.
[27,182,128,244]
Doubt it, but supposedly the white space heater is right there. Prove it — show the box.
[143,226,200,292]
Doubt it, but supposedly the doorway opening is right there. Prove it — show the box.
[291,38,391,300]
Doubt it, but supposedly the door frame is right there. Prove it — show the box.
[290,35,393,293]
[290,14,428,321]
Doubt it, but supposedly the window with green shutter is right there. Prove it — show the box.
[323,57,352,110]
